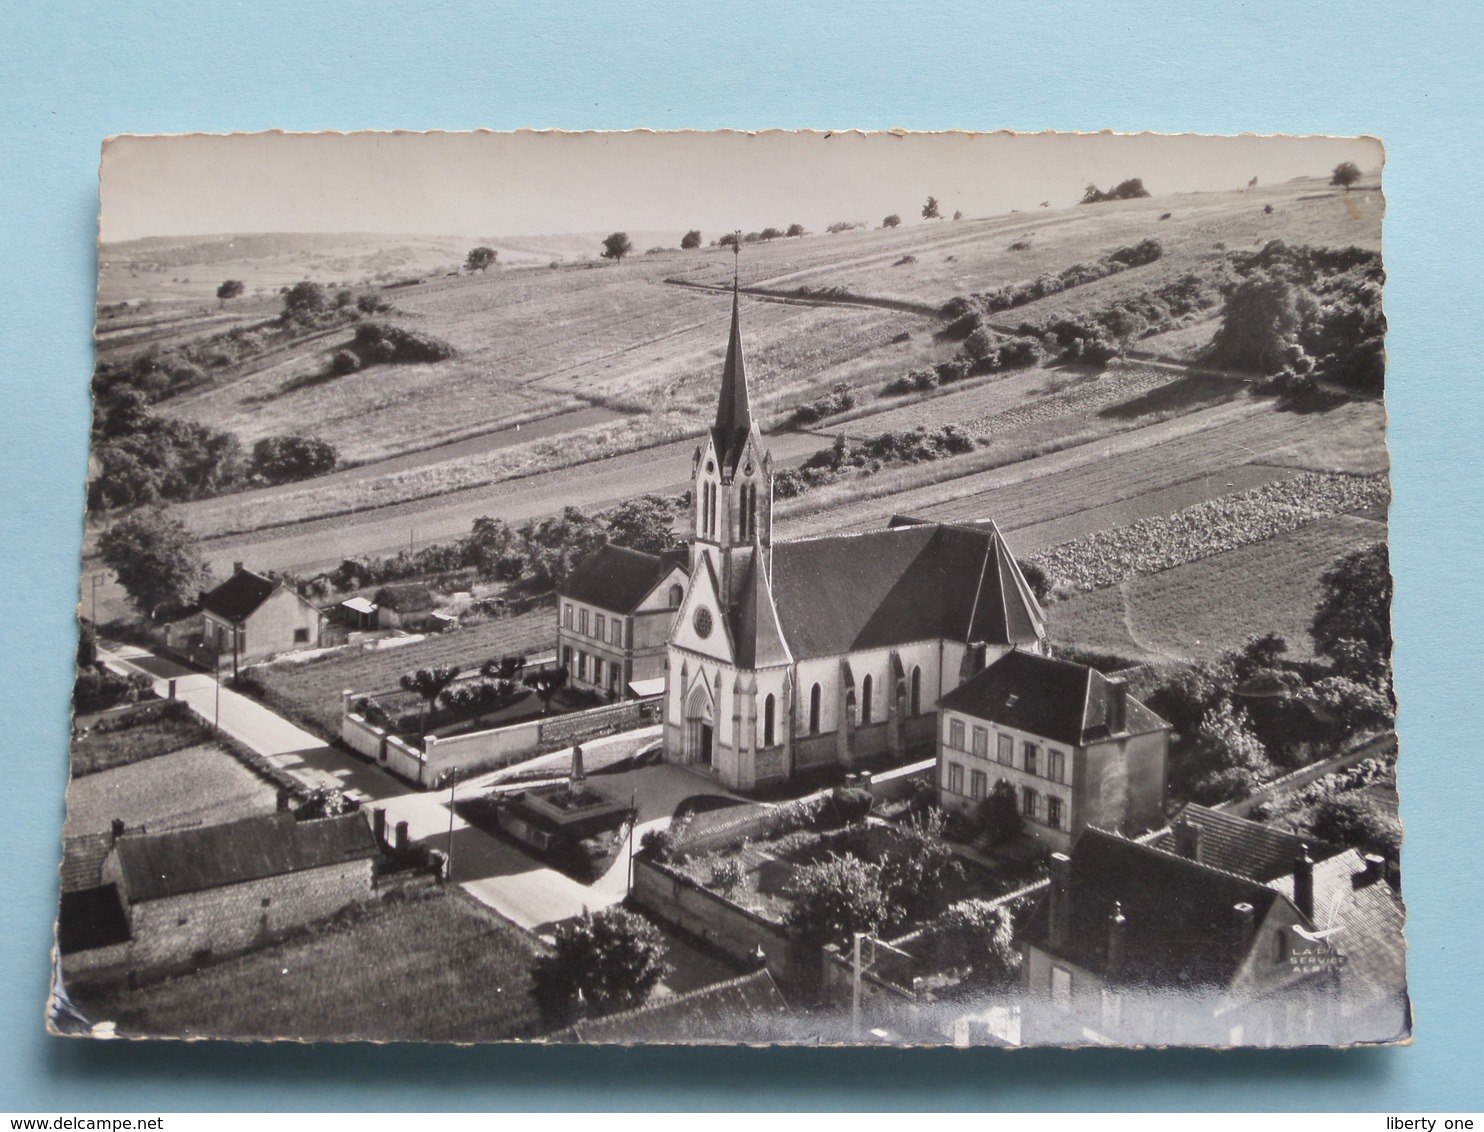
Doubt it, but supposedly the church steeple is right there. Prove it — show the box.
[713,238,753,466]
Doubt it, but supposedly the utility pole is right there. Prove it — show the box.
[445,770,458,886]
[626,788,638,893]
[852,931,864,1040]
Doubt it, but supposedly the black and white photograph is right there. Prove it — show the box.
[55,129,1402,1047]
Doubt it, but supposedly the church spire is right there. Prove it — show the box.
[714,232,752,460]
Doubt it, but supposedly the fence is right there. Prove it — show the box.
[1217,730,1397,818]
[340,690,662,788]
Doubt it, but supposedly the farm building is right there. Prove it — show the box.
[97,809,380,974]
[198,563,324,668]
[935,650,1170,853]
[656,285,1047,792]
[557,544,689,698]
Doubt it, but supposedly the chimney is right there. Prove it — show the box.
[110,817,126,843]
[1293,845,1315,920]
[233,561,245,575]
[372,807,387,846]
[1106,901,1127,975]
[1233,901,1256,959]
[1048,852,1072,949]
[1105,677,1128,735]
[1173,818,1202,862]
[276,788,291,813]
[1359,852,1386,887]
[394,821,410,852]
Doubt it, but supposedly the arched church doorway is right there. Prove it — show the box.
[686,683,715,768]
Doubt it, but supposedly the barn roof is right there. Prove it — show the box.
[939,650,1168,747]
[1153,804,1338,882]
[559,544,686,614]
[767,521,1044,660]
[111,811,377,904]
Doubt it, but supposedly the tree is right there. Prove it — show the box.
[523,665,569,713]
[602,494,677,553]
[519,506,607,588]
[1330,162,1362,191]
[785,223,806,238]
[882,214,901,229]
[465,246,497,273]
[1177,700,1273,805]
[922,196,941,220]
[784,853,889,947]
[1311,543,1391,682]
[928,900,1021,991]
[1017,559,1051,604]
[465,515,522,579]
[216,280,244,307]
[680,229,702,250]
[98,507,210,621]
[718,232,740,249]
[977,779,1022,845]
[530,908,668,1024]
[399,664,461,735]
[952,210,964,221]
[877,809,961,924]
[759,227,783,242]
[482,654,527,681]
[250,435,338,485]
[281,281,328,323]
[1306,794,1402,858]
[600,232,634,263]
[1207,272,1306,373]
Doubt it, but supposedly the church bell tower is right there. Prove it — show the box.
[691,242,773,609]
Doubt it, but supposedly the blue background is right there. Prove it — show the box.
[2,0,1480,1111]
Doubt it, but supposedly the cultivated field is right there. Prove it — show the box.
[246,605,557,738]
[62,743,279,839]
[74,888,548,1041]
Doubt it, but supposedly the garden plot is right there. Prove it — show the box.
[63,743,279,840]
[1049,514,1387,663]
[73,888,547,1042]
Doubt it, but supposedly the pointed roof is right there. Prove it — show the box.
[730,549,792,669]
[558,544,687,613]
[200,568,280,622]
[712,287,754,467]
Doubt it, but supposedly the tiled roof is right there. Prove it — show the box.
[768,522,1044,660]
[1268,849,1409,1037]
[559,544,684,614]
[60,832,114,893]
[200,569,279,622]
[555,968,791,1044]
[1154,804,1337,882]
[57,884,131,954]
[112,812,378,904]
[939,650,1168,747]
[1025,829,1287,988]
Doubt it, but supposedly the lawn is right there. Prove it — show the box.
[70,701,210,777]
[63,742,280,839]
[74,888,550,1042]
[245,605,557,739]
[1049,513,1387,664]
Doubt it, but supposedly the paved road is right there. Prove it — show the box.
[100,643,714,934]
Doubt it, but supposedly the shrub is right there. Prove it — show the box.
[331,349,360,376]
[74,667,153,713]
[784,853,889,947]
[709,858,745,896]
[1306,795,1401,858]
[352,322,455,365]
[530,908,667,1024]
[791,383,857,426]
[978,780,1022,845]
[639,829,677,863]
[250,435,338,485]
[928,900,1021,990]
[831,786,874,825]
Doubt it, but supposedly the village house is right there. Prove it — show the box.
[557,545,689,698]
[658,286,1047,792]
[935,651,1171,852]
[1018,829,1345,1046]
[96,809,380,974]
[199,563,325,669]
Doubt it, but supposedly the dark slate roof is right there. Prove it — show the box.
[1152,804,1338,882]
[112,812,377,904]
[768,522,1044,660]
[57,884,131,954]
[200,569,279,622]
[555,968,791,1044]
[1268,849,1408,1022]
[558,544,685,614]
[1025,828,1290,988]
[60,832,114,893]
[939,650,1168,747]
[731,552,792,669]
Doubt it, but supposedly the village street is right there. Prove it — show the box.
[96,643,686,935]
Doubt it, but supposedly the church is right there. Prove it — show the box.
[658,285,1049,792]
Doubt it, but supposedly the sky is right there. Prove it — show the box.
[99,130,1382,244]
